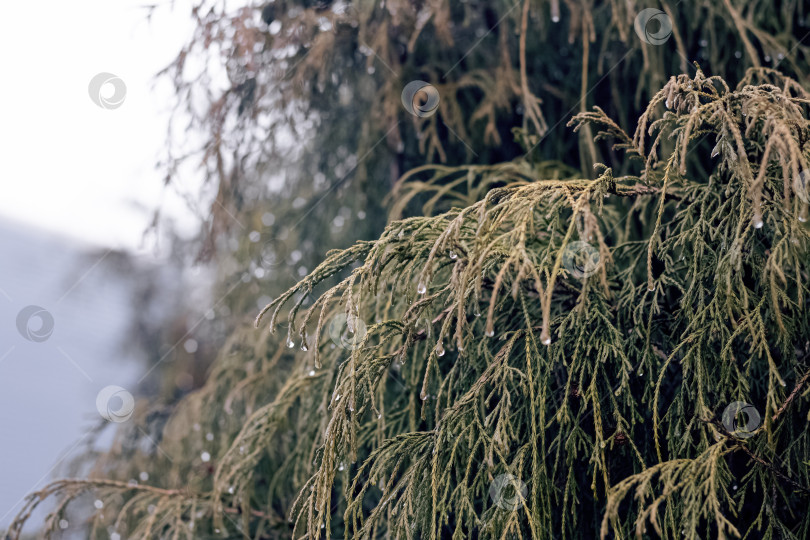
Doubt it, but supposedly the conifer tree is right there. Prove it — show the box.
[7,1,810,539]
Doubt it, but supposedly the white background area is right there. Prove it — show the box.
[0,0,209,529]
[0,0,201,251]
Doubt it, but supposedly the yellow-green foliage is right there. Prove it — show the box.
[9,66,810,540]
[248,68,810,539]
[7,0,810,537]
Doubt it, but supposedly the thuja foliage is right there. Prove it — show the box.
[10,67,810,539]
[138,0,810,423]
[254,68,810,539]
[157,0,810,275]
[8,0,810,538]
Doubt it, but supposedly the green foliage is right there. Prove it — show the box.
[250,67,810,539]
[155,0,810,286]
[12,66,810,540]
[7,1,810,539]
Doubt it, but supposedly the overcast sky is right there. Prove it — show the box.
[0,0,204,253]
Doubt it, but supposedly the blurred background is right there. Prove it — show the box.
[1,0,393,530]
[0,0,206,529]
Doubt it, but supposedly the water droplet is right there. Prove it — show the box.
[474,308,481,317]
[377,412,382,419]
[139,471,149,482]
[799,216,807,223]
[780,380,787,387]
[111,533,121,540]
[286,338,295,348]
[542,337,551,345]
[648,284,656,292]
[335,394,341,401]
[436,342,445,357]
[420,390,428,401]
[308,369,316,377]
[301,342,308,351]
[338,462,345,471]
[485,330,494,337]
[59,519,69,530]
[94,499,104,509]
[551,15,560,22]
[206,432,214,441]
[239,445,246,454]
[201,451,211,462]
[417,282,427,294]
[639,371,644,377]
[732,484,738,490]
[754,219,764,229]
[228,486,235,494]
[449,251,457,260]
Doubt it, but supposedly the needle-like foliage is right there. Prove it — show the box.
[7,0,810,538]
[12,66,809,540]
[248,67,810,540]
